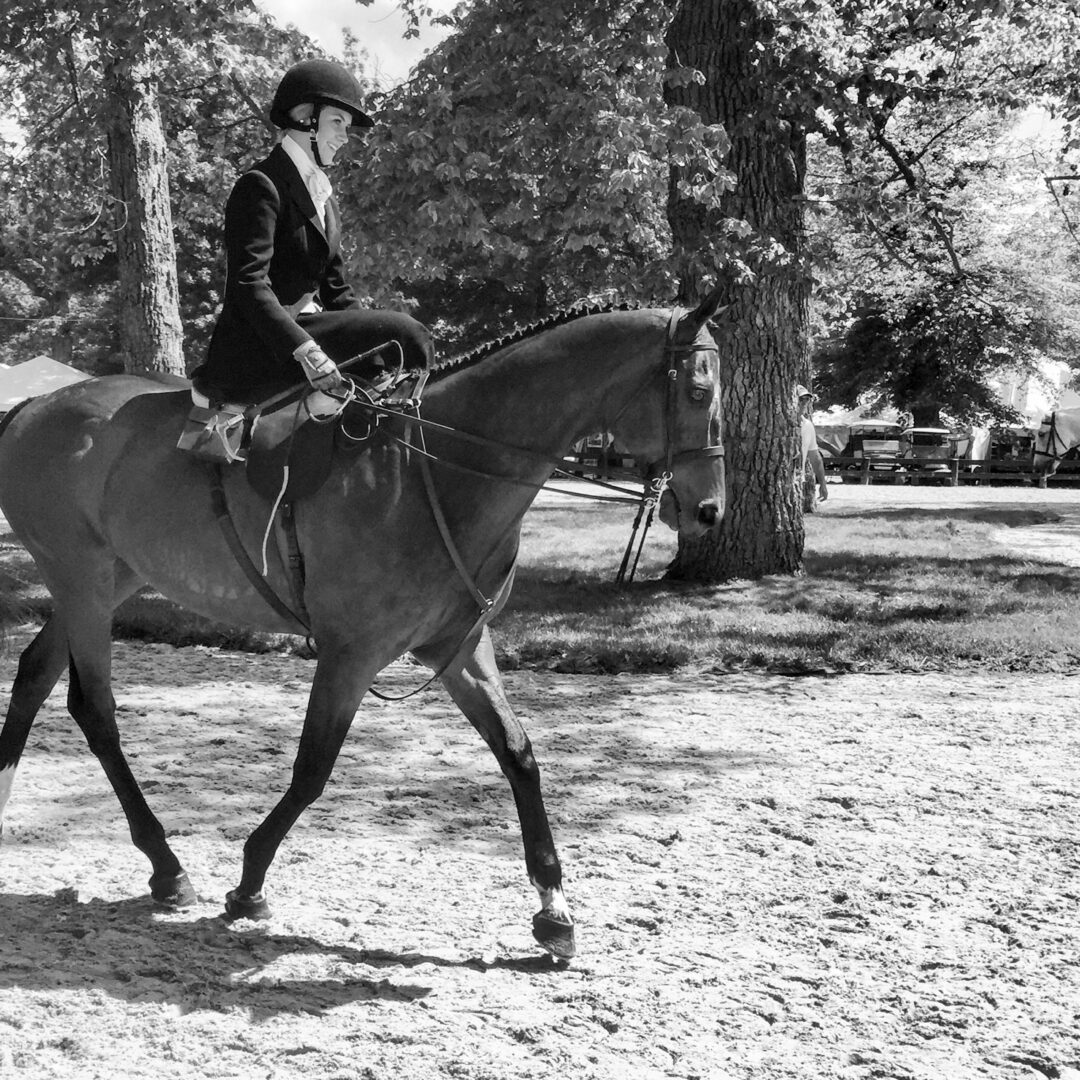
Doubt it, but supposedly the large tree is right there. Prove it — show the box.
[658,0,1080,579]
[663,0,809,581]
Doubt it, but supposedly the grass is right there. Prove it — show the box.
[494,499,1080,674]
[3,494,1080,674]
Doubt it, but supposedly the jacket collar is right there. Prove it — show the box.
[261,144,338,251]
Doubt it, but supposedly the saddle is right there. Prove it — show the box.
[177,343,425,503]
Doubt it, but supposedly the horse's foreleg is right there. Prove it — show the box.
[225,647,372,920]
[63,595,194,908]
[0,616,69,839]
[437,628,576,959]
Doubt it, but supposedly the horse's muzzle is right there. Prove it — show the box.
[659,490,722,536]
[696,500,721,529]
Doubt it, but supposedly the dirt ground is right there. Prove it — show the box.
[1,484,1079,1080]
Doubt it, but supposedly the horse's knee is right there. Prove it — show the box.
[500,743,541,787]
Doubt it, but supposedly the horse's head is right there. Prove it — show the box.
[614,290,727,538]
[1032,412,1066,477]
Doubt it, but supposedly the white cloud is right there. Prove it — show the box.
[256,0,456,86]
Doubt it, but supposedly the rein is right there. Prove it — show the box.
[211,305,723,699]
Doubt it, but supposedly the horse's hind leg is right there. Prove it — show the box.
[0,615,69,837]
[63,619,195,907]
[434,628,576,959]
[46,562,195,907]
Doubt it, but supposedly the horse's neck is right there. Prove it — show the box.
[1062,409,1080,446]
[425,319,655,465]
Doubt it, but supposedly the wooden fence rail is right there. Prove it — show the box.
[824,456,1080,487]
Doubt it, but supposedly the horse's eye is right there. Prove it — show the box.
[690,388,707,402]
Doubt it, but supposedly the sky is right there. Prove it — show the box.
[256,0,457,87]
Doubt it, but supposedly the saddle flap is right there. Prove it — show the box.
[245,398,338,502]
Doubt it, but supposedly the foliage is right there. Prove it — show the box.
[796,2,1080,416]
[339,0,728,351]
[0,0,1077,404]
[0,1,331,370]
[813,279,1036,425]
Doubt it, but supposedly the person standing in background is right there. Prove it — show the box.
[798,384,829,509]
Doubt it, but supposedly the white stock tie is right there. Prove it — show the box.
[309,170,332,227]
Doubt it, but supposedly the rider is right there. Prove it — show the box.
[193,59,433,404]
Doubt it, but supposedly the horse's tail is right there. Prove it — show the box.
[0,397,35,653]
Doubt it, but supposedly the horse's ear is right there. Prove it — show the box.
[689,286,728,327]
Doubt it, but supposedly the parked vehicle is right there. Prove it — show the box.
[817,420,905,482]
[563,432,635,477]
[900,427,955,477]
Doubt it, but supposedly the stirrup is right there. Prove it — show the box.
[177,390,252,464]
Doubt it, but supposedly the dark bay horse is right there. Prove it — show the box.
[0,294,726,959]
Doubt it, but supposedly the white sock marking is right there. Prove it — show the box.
[0,764,15,823]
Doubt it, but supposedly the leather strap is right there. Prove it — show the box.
[209,465,311,633]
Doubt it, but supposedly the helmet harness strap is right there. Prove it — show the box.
[307,102,330,169]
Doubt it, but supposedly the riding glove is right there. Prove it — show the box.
[294,341,346,392]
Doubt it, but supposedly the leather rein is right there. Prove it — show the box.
[214,307,723,699]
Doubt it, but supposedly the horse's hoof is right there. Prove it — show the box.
[150,871,197,909]
[224,889,271,921]
[532,910,577,959]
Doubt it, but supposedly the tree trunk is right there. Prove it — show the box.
[910,406,941,427]
[664,0,810,582]
[101,45,185,376]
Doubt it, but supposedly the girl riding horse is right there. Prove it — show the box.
[192,59,432,404]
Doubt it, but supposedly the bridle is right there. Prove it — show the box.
[1033,412,1069,466]
[342,306,725,507]
[615,306,724,582]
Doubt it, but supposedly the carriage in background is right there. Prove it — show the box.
[816,420,905,483]
[816,417,1080,486]
[899,426,957,479]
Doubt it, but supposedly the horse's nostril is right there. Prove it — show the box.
[697,501,720,527]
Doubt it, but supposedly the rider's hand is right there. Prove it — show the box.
[294,341,346,393]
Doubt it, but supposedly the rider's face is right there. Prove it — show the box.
[315,106,352,164]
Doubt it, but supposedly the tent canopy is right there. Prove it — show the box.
[0,356,91,409]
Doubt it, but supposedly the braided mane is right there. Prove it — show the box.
[431,300,644,378]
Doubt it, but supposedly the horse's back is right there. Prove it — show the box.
[0,375,192,546]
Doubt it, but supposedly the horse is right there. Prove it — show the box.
[1032,407,1080,478]
[0,292,726,960]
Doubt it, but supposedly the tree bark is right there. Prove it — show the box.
[664,0,810,582]
[101,44,185,376]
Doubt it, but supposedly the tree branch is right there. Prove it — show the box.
[1044,174,1080,251]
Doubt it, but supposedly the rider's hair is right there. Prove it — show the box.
[287,103,315,126]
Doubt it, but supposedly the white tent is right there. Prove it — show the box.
[0,355,91,410]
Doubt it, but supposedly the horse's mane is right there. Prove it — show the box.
[430,300,644,380]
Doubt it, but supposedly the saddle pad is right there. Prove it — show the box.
[245,399,337,502]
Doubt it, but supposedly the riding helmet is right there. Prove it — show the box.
[269,59,374,129]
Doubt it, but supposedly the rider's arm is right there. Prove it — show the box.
[221,170,315,361]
